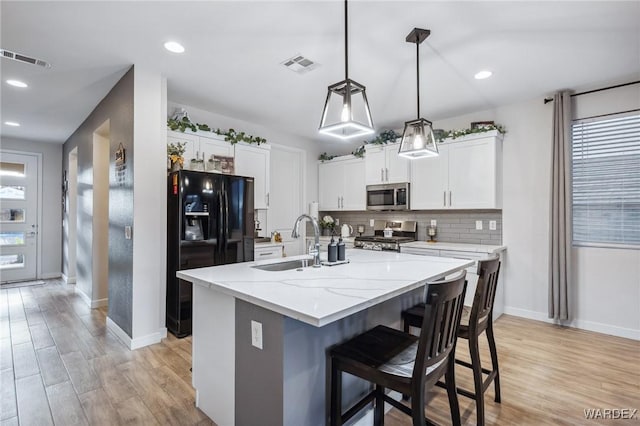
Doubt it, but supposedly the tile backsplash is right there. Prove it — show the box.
[320,210,502,245]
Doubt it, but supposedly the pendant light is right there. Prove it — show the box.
[398,28,438,159]
[318,0,374,140]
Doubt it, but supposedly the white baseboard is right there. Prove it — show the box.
[61,273,76,284]
[41,272,62,280]
[106,317,167,350]
[74,287,107,309]
[503,306,639,340]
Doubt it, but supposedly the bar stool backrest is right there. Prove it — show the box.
[470,258,501,333]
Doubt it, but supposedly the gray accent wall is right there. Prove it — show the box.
[321,210,502,244]
[62,67,134,336]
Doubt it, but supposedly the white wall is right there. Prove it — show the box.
[131,68,168,347]
[92,126,110,306]
[67,149,78,282]
[433,81,640,340]
[0,137,62,279]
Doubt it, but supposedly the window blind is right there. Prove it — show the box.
[571,111,640,247]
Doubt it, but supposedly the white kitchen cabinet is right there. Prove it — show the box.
[234,143,271,209]
[411,131,503,209]
[167,130,233,166]
[254,243,283,260]
[318,156,365,211]
[365,142,411,185]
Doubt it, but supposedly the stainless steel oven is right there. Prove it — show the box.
[366,183,409,211]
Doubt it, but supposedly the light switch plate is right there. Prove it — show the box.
[370,219,375,227]
[251,320,263,350]
[475,220,483,230]
[124,226,132,239]
[430,220,437,226]
[489,220,497,231]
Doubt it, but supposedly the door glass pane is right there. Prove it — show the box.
[0,162,25,177]
[0,254,25,270]
[0,185,25,200]
[0,208,25,223]
[0,232,25,246]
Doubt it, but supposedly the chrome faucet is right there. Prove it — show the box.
[291,214,321,268]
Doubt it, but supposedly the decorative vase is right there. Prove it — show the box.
[323,228,332,237]
[170,160,182,172]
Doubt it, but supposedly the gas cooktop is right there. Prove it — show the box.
[354,220,416,251]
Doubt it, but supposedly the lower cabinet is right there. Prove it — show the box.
[254,243,283,260]
[400,245,504,319]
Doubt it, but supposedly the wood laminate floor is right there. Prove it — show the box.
[1,279,638,425]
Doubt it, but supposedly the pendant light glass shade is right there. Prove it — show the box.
[319,0,374,140]
[398,28,438,159]
[398,118,438,159]
[319,78,374,139]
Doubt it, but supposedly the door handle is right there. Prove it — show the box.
[266,192,269,207]
[337,196,340,209]
[449,191,452,206]
[380,168,384,182]
[444,191,446,207]
[340,196,344,209]
[385,168,389,182]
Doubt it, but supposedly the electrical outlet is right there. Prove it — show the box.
[489,220,497,231]
[335,218,340,226]
[430,220,437,226]
[369,219,375,227]
[475,220,483,230]
[251,320,263,350]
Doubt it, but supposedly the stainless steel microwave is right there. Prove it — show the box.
[366,183,410,211]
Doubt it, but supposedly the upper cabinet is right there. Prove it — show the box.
[167,130,232,164]
[364,142,411,185]
[167,130,270,209]
[318,156,366,211]
[411,131,503,209]
[234,143,271,209]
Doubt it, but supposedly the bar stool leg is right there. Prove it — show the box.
[330,359,342,426]
[486,322,501,403]
[445,353,462,426]
[374,384,384,426]
[469,333,485,426]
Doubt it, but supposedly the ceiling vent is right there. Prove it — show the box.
[281,54,319,74]
[1,49,51,68]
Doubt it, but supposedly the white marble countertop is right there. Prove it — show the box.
[400,241,506,254]
[177,250,473,327]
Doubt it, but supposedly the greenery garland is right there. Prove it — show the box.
[320,125,506,161]
[167,117,267,145]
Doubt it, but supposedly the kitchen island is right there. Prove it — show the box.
[178,249,473,426]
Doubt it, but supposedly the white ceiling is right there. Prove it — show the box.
[1,1,639,150]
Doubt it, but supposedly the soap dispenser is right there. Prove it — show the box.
[328,236,338,263]
[337,237,346,261]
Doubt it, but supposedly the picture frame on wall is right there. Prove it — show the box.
[470,121,495,129]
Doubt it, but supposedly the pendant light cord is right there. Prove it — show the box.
[344,0,349,79]
[416,39,420,118]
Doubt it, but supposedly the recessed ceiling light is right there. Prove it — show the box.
[5,121,20,127]
[164,41,185,53]
[6,79,28,88]
[474,70,493,80]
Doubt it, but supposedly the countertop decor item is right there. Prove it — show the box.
[398,28,439,160]
[318,0,374,140]
[427,224,437,242]
[167,141,186,171]
[320,215,336,235]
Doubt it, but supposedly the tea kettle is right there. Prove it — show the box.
[341,223,353,238]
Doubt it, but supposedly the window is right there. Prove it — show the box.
[571,111,640,247]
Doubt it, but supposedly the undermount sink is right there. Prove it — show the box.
[252,258,313,272]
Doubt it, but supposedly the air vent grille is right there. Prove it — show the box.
[281,54,319,74]
[0,49,51,68]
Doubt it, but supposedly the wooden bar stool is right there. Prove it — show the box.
[402,258,501,426]
[328,272,467,426]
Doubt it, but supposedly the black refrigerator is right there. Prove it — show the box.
[167,170,255,337]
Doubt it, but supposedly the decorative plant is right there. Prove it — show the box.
[167,117,266,145]
[167,142,187,167]
[320,215,336,231]
[437,123,506,141]
[365,129,401,145]
[351,145,366,158]
[319,152,337,162]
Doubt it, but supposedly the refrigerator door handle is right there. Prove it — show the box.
[217,191,224,253]
[223,190,229,251]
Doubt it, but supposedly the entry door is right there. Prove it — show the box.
[0,152,39,282]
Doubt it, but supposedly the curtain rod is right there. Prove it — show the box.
[543,80,640,104]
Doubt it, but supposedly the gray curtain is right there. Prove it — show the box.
[549,91,572,320]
